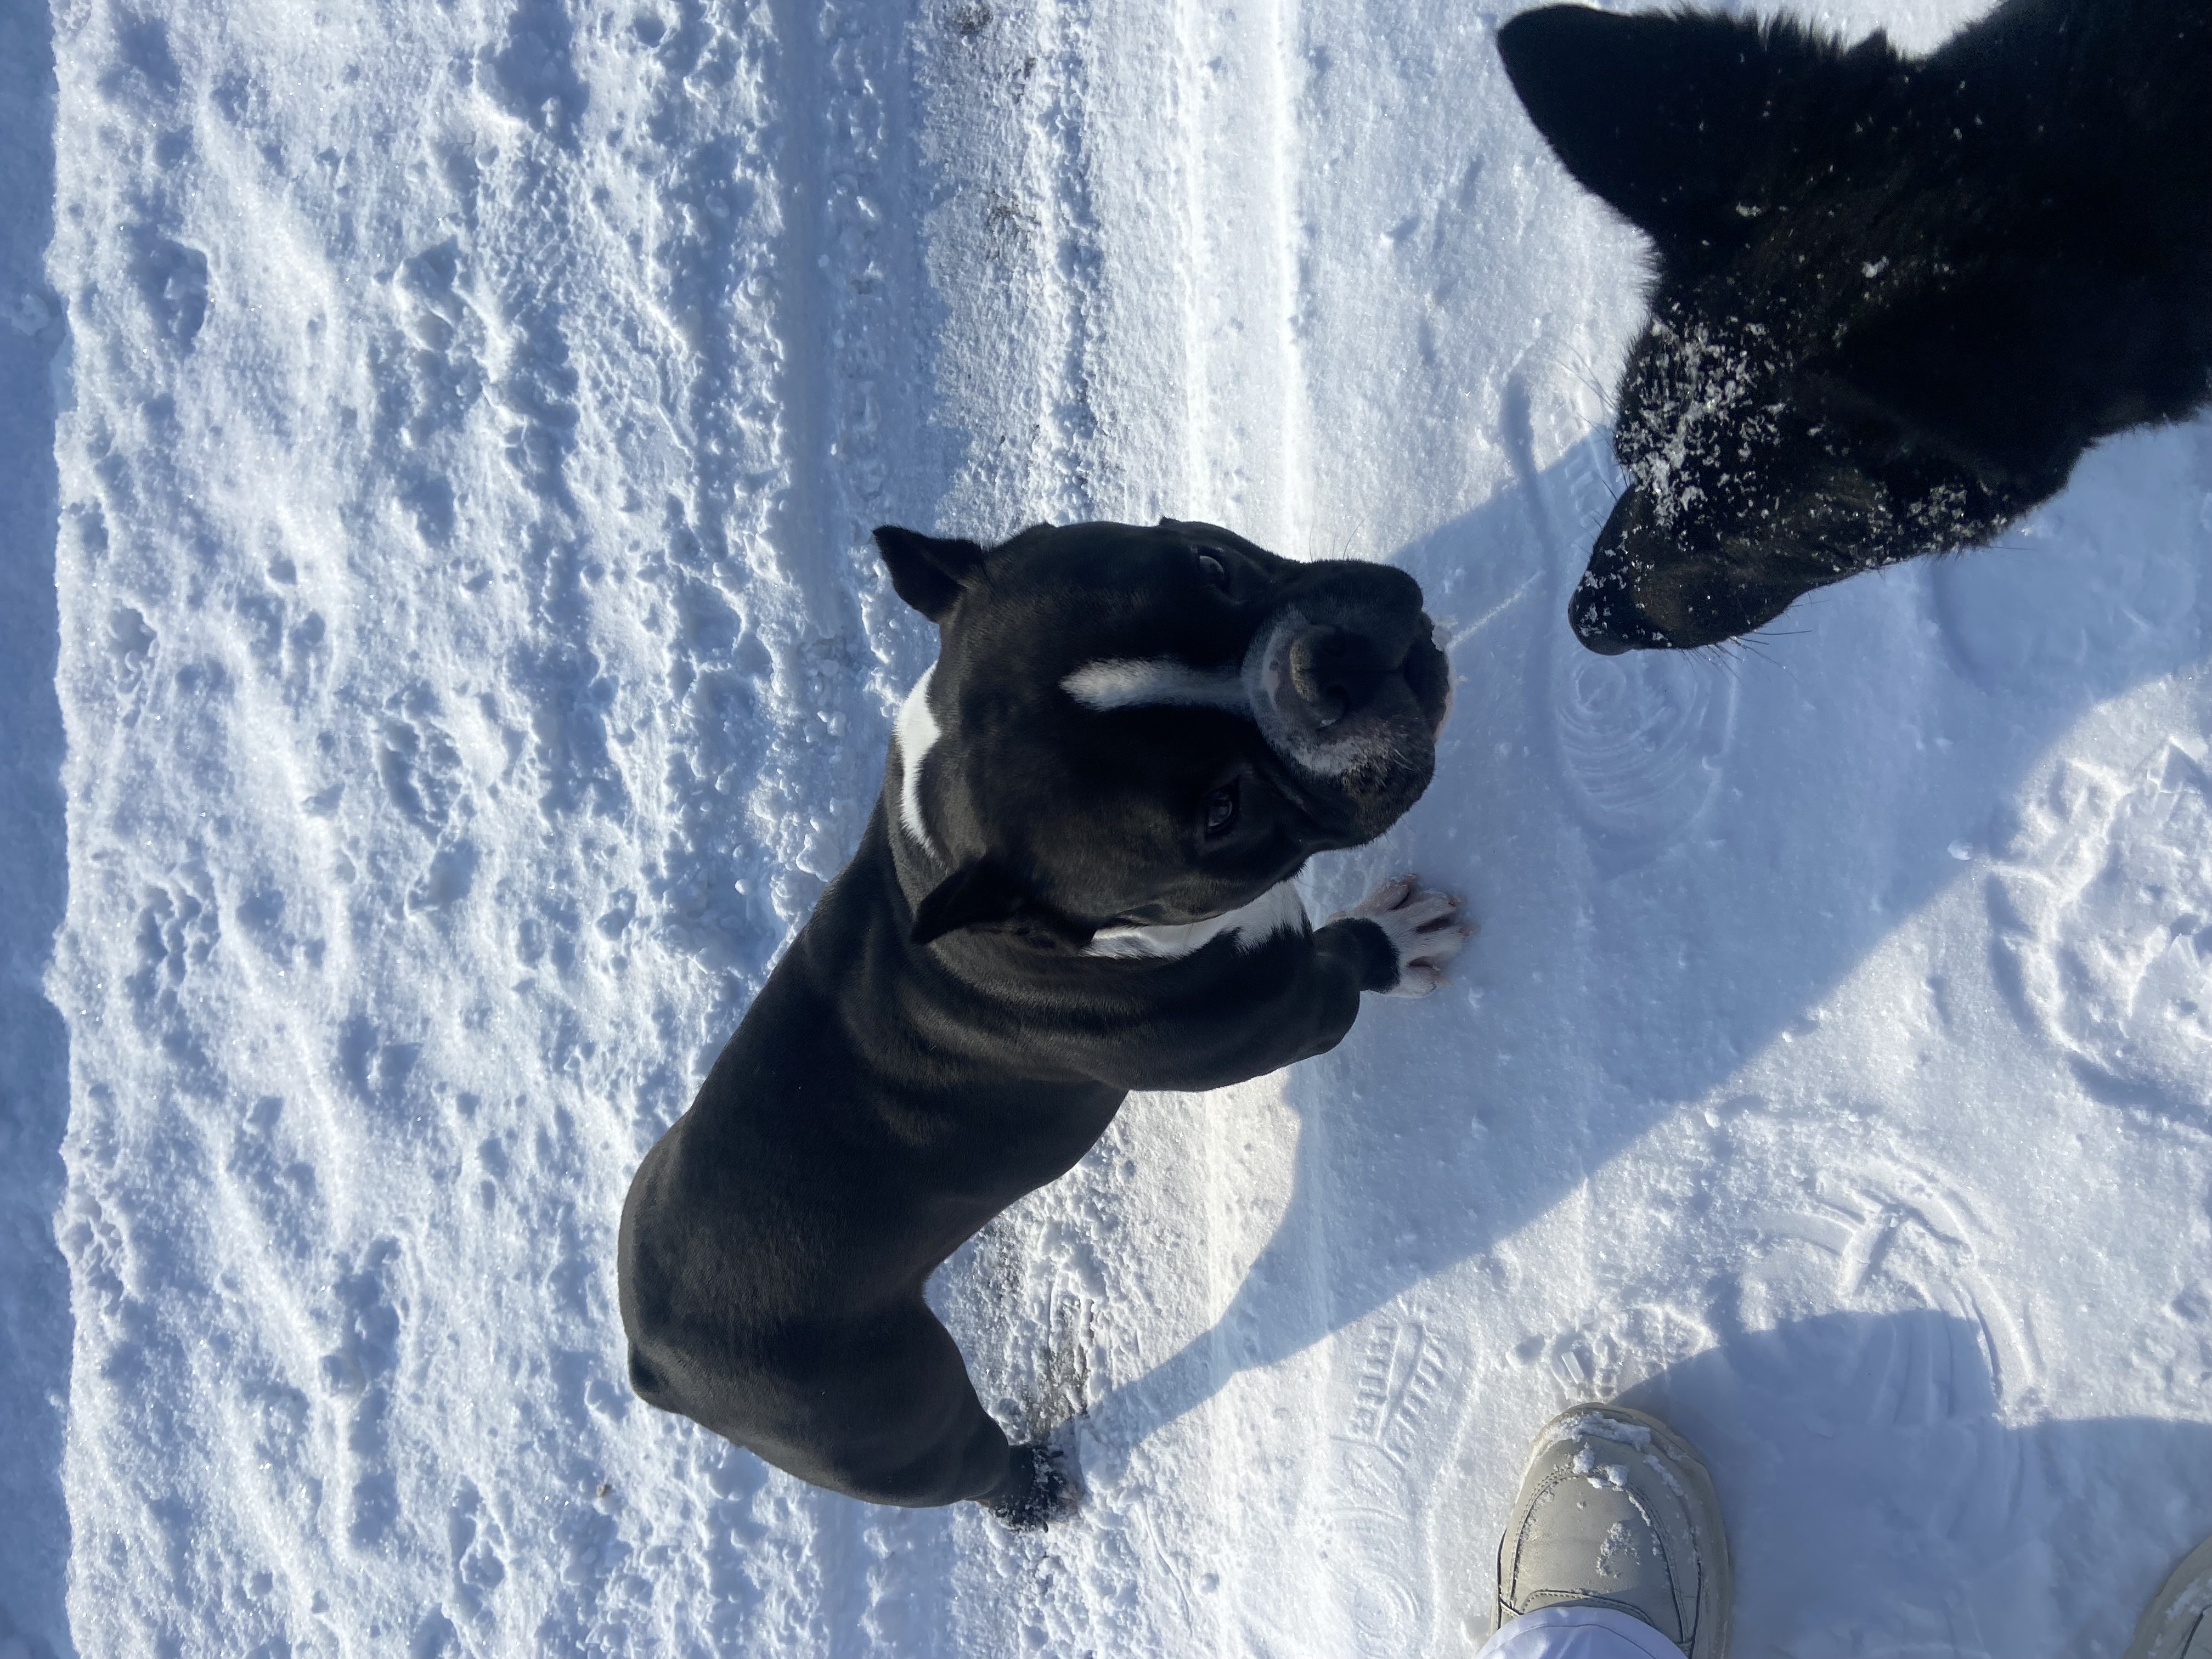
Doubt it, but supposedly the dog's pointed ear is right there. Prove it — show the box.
[874,526,986,623]
[1497,6,1886,257]
[910,857,1092,948]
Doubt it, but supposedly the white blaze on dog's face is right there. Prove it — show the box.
[877,520,1451,948]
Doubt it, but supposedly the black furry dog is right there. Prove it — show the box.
[619,521,1468,1526]
[1498,0,2212,652]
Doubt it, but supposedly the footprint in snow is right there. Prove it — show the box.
[1543,441,1738,870]
[1990,743,2212,1130]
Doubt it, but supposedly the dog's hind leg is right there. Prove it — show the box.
[747,1297,1025,1512]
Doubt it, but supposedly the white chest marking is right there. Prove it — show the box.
[1061,657,1250,715]
[1085,879,1306,961]
[894,664,943,855]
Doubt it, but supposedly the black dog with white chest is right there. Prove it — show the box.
[618,520,1469,1525]
[1499,0,2212,652]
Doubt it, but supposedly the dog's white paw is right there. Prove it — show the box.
[1329,874,1475,997]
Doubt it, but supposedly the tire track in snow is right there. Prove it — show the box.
[1173,0,1314,545]
[591,5,865,1651]
[914,0,1328,1649]
[919,0,1123,534]
[906,4,1210,1650]
[763,0,978,1637]
[631,0,815,1012]
[619,1,964,1650]
[1024,0,1110,522]
[1090,0,1333,1647]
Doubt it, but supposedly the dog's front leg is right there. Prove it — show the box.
[1073,879,1472,1093]
[1327,873,1475,997]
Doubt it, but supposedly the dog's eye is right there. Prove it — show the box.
[1203,784,1239,837]
[1196,551,1229,589]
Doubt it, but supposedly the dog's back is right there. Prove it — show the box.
[1937,0,2212,262]
[1887,0,2212,438]
[1948,0,2212,135]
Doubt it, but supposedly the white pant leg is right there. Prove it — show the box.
[1474,1605,1684,1659]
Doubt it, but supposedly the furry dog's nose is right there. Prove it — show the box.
[1285,624,1395,725]
[1571,494,1679,653]
[1567,592,1638,653]
[1567,583,1644,654]
[1570,555,1675,653]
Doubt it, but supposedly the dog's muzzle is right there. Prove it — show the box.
[1244,606,1446,779]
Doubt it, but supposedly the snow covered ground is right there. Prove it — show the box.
[8,0,2211,1652]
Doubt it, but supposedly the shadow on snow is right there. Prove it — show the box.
[1092,401,2212,1533]
[0,0,76,1652]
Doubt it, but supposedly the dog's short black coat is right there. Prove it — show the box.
[1497,0,2212,652]
[618,520,1468,1525]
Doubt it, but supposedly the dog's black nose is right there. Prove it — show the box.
[1566,582,1645,654]
[1286,624,1394,725]
[1571,494,1680,653]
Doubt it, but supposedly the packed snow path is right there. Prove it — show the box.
[10,0,2211,1653]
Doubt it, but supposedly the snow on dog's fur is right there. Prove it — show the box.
[1499,0,2212,653]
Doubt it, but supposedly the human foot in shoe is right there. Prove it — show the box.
[1493,1404,1733,1658]
[2125,1533,2212,1659]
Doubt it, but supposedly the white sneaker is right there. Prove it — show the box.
[2125,1534,2212,1659]
[1494,1404,1733,1658]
